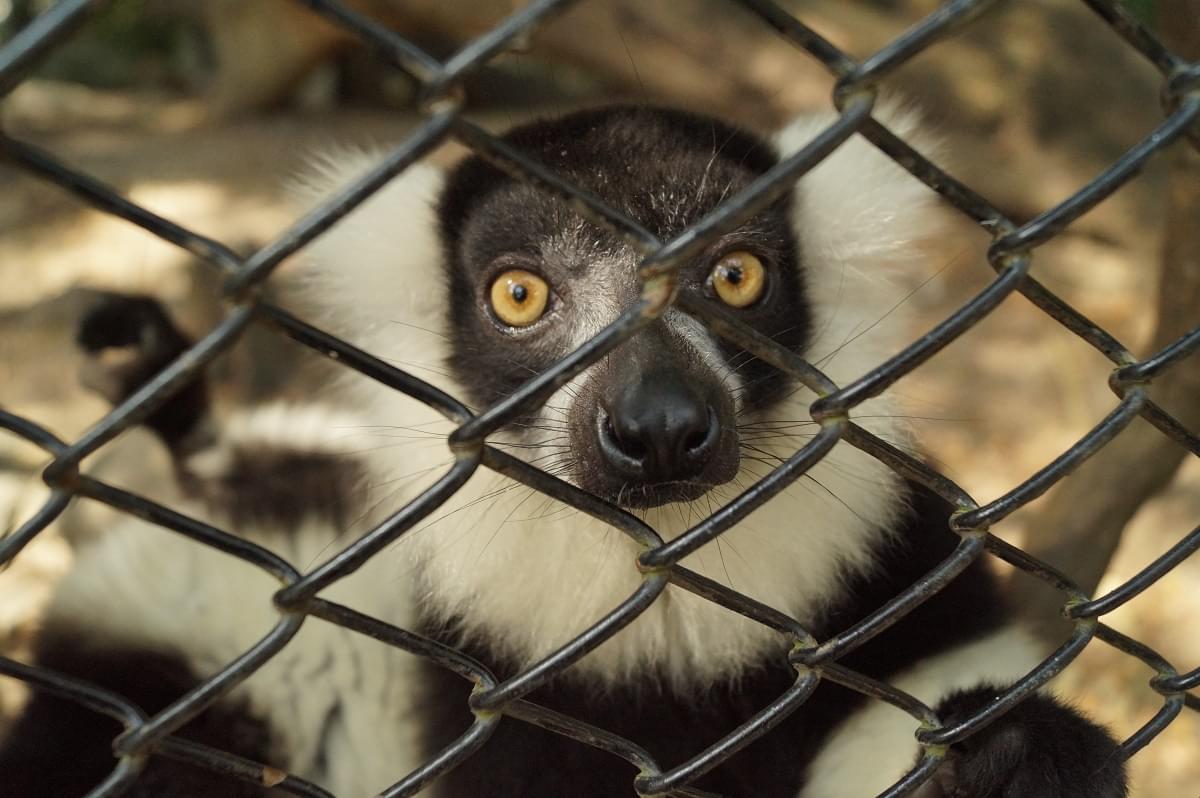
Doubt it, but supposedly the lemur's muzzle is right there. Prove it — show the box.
[572,331,739,509]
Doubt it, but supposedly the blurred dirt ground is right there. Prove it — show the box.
[1,0,1198,794]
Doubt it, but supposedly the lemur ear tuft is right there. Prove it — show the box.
[286,149,449,348]
[776,96,948,276]
[775,97,951,381]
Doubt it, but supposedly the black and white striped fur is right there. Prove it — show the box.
[0,105,1126,797]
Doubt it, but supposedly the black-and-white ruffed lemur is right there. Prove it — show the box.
[1,104,1128,797]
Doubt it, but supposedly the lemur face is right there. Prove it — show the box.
[438,107,812,508]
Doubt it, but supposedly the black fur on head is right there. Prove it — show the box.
[436,105,813,507]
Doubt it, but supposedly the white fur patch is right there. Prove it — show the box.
[183,402,368,483]
[274,104,949,690]
[288,149,449,360]
[53,425,424,795]
[798,627,1047,798]
[776,98,945,389]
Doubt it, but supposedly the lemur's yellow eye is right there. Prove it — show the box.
[711,251,765,308]
[490,269,550,327]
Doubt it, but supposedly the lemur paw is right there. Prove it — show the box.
[915,686,1127,798]
[76,293,207,447]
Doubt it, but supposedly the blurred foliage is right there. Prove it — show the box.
[1122,0,1157,23]
[3,0,204,90]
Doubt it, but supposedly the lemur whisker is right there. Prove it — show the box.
[815,257,958,370]
[386,318,452,340]
[474,487,542,563]
[377,357,455,378]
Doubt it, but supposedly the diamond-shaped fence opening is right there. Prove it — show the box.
[0,0,1197,796]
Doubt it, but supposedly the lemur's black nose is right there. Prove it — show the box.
[598,373,720,482]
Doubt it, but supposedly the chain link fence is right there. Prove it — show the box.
[1,0,1198,795]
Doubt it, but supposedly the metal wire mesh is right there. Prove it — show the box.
[0,0,1197,795]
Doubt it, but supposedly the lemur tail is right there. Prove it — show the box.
[75,292,367,531]
[76,293,212,454]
